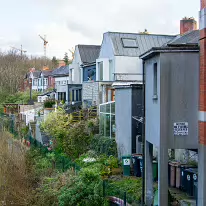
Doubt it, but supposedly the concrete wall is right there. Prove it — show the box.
[145,55,161,147]
[69,46,82,84]
[145,52,199,149]
[115,88,132,156]
[115,85,143,156]
[55,76,70,86]
[55,76,70,102]
[96,58,110,81]
[99,33,115,59]
[97,33,115,82]
[115,56,142,81]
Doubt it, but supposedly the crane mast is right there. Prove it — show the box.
[10,45,27,56]
[39,34,48,64]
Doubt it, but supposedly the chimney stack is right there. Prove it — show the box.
[180,17,197,35]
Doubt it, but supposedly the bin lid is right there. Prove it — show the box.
[132,154,142,157]
[185,168,198,174]
[169,161,181,166]
[180,164,197,169]
[122,155,131,159]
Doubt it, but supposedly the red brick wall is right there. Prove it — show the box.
[199,0,206,145]
[180,19,197,35]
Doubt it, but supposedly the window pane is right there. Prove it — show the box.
[122,38,138,48]
[106,104,110,113]
[72,90,74,101]
[105,114,110,137]
[99,62,103,81]
[111,115,115,138]
[76,90,79,101]
[100,104,106,113]
[99,113,105,136]
[153,63,157,95]
[111,102,115,114]
[107,89,111,102]
[79,89,82,101]
[109,60,114,81]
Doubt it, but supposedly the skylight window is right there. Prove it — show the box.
[121,38,138,48]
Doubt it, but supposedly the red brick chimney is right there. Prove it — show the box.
[180,17,197,35]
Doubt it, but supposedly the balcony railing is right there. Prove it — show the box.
[114,73,143,82]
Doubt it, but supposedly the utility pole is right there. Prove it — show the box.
[28,78,34,105]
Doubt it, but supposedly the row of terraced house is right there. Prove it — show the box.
[22,17,201,205]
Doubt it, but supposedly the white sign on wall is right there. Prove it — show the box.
[174,122,188,136]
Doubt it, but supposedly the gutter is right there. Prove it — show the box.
[140,46,199,60]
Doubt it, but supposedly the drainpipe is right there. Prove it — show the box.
[141,61,145,206]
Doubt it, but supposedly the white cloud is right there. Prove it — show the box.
[0,0,199,59]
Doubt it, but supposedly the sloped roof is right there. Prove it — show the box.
[28,71,41,78]
[52,66,69,77]
[167,30,199,45]
[107,32,176,57]
[77,45,101,64]
[42,70,53,77]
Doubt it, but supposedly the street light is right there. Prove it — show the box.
[28,78,34,105]
[41,72,44,93]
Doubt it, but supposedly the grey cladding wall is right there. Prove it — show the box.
[160,52,199,149]
[145,52,199,149]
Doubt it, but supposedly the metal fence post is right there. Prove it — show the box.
[62,156,65,172]
[103,180,106,197]
[124,192,126,206]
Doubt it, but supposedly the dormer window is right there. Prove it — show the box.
[121,38,138,48]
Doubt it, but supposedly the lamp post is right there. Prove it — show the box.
[41,73,44,93]
[28,78,34,105]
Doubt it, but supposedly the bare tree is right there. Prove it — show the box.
[0,51,53,99]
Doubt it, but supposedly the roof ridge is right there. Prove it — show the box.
[77,44,101,47]
[105,31,177,37]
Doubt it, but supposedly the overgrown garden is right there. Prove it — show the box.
[0,107,143,205]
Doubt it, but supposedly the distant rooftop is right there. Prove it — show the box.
[52,66,69,77]
[77,45,101,65]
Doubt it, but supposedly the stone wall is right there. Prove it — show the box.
[82,82,100,107]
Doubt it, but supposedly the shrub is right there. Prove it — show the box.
[44,99,56,108]
[58,167,109,206]
[105,177,142,204]
[90,135,118,157]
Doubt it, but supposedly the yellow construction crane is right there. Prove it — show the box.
[69,47,75,60]
[10,45,27,56]
[39,34,48,61]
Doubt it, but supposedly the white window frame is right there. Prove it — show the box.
[33,79,38,86]
[44,78,48,86]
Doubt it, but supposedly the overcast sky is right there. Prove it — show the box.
[0,0,199,59]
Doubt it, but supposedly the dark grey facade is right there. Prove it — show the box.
[142,49,199,149]
[140,38,199,205]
